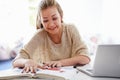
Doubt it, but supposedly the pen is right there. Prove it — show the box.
[73,64,85,73]
[73,65,79,74]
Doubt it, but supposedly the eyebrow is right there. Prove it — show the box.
[43,14,57,19]
[52,14,56,17]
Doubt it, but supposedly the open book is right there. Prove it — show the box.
[0,66,77,80]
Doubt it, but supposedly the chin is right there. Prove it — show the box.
[48,29,59,35]
[49,31,58,35]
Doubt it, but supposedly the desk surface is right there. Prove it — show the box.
[0,68,120,80]
[5,71,120,80]
[75,71,120,80]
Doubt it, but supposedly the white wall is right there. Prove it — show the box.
[0,0,32,48]
[57,0,102,35]
[58,0,120,44]
[102,0,120,42]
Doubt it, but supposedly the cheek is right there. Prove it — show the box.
[58,17,62,24]
[57,20,62,26]
[43,24,50,31]
[42,23,47,29]
[43,25,47,30]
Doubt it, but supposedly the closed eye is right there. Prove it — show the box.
[53,17,57,21]
[43,20,48,23]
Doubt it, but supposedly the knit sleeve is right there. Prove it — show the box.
[14,29,45,60]
[68,24,89,57]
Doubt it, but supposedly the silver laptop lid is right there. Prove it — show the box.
[93,44,120,77]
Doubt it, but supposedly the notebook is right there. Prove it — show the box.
[77,44,120,78]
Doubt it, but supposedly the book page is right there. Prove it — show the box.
[35,66,77,80]
[0,66,77,80]
[0,68,31,79]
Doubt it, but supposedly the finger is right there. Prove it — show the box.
[22,67,29,73]
[34,66,38,71]
[38,65,46,69]
[21,67,26,73]
[57,63,62,67]
[47,62,54,67]
[43,62,54,68]
[52,63,57,68]
[25,67,30,73]
[30,67,35,73]
[43,62,49,67]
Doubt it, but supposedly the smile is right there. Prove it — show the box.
[49,27,57,30]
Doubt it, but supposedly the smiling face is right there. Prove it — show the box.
[40,6,62,35]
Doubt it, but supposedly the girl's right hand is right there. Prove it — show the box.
[22,59,43,73]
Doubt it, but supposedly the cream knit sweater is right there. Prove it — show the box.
[15,23,88,64]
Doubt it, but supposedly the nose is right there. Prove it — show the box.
[48,20,54,27]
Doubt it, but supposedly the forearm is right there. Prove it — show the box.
[60,55,90,66]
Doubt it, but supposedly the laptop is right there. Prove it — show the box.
[77,44,120,78]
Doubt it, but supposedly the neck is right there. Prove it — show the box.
[48,27,62,44]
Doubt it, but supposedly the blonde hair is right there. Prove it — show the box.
[36,0,63,29]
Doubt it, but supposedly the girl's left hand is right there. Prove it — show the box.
[43,61,63,68]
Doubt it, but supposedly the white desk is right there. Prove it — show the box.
[0,68,120,80]
[6,72,120,80]
[74,71,120,80]
[8,72,120,80]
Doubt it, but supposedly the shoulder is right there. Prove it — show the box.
[63,23,76,28]
[35,29,47,37]
[63,23,79,35]
[63,23,77,30]
[27,29,47,43]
